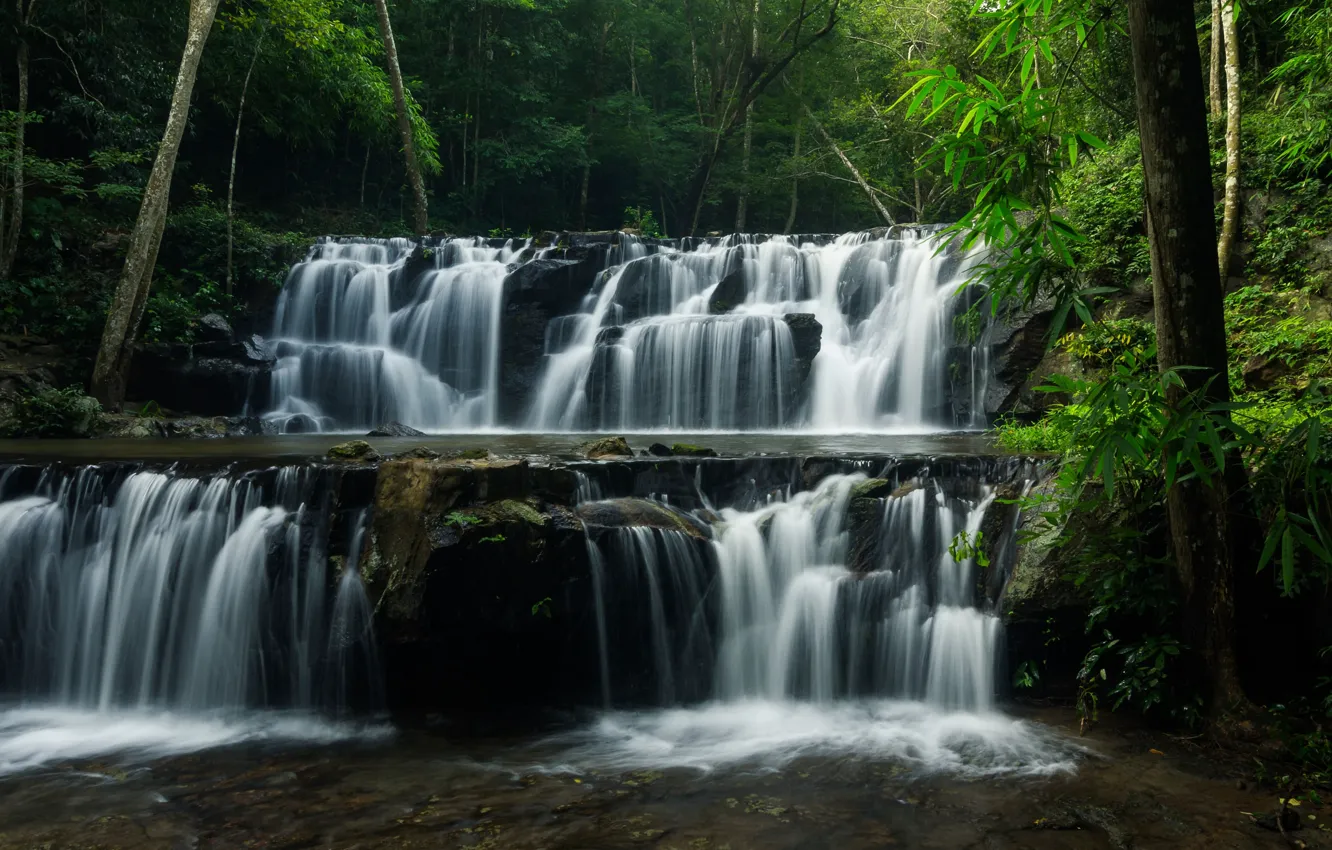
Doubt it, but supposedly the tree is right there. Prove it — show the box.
[1126,0,1245,708]
[90,0,222,408]
[1216,0,1241,279]
[373,0,428,236]
[0,0,37,280]
[679,0,842,235]
[1210,0,1224,118]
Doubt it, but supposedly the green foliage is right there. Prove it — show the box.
[446,511,481,527]
[621,206,662,238]
[1057,317,1155,370]
[1267,1,1332,175]
[531,596,553,618]
[0,386,101,438]
[478,534,506,544]
[948,529,990,567]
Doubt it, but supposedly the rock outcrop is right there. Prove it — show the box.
[499,245,607,420]
[127,330,276,416]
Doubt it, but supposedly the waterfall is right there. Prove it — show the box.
[0,464,384,775]
[259,229,988,432]
[552,462,1078,777]
[710,472,1000,709]
[264,236,524,433]
[530,229,982,431]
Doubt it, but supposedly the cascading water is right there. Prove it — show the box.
[565,462,1074,776]
[265,236,526,433]
[531,230,982,431]
[0,464,385,775]
[260,229,989,432]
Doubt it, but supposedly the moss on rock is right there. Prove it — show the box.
[578,436,632,459]
[327,440,380,462]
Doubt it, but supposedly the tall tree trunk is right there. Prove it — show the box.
[226,30,264,296]
[788,84,893,226]
[1209,0,1224,117]
[784,113,801,233]
[735,0,760,232]
[1,9,32,280]
[373,0,428,236]
[1126,0,1245,710]
[90,0,221,409]
[1217,0,1241,279]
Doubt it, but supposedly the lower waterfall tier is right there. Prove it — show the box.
[0,452,1043,721]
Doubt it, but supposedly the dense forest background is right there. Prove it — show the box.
[0,0,1325,353]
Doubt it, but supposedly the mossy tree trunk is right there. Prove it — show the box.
[90,0,221,409]
[0,0,36,281]
[1127,0,1246,710]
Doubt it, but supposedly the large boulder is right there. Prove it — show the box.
[782,312,823,410]
[708,265,748,314]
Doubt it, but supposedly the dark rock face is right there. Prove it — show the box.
[499,246,608,421]
[708,266,748,314]
[365,458,600,710]
[949,298,1056,423]
[367,421,427,437]
[197,313,233,344]
[128,326,276,417]
[782,312,823,410]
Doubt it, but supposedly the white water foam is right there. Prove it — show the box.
[537,700,1082,778]
[0,705,392,777]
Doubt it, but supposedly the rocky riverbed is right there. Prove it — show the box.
[0,705,1312,849]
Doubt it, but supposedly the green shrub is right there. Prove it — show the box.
[1,386,102,438]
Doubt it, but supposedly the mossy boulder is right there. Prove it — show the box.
[850,478,893,500]
[579,436,632,459]
[327,440,381,463]
[575,497,710,540]
[670,443,718,458]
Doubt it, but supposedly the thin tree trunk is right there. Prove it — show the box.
[735,0,760,232]
[360,144,370,207]
[1209,0,1224,118]
[1,23,31,280]
[788,83,893,226]
[226,30,264,296]
[1217,0,1241,279]
[373,0,428,235]
[784,112,801,233]
[1126,0,1246,710]
[91,0,221,408]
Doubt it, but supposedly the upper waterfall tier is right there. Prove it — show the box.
[259,230,993,434]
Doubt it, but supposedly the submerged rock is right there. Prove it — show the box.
[579,436,633,459]
[669,443,718,458]
[367,421,427,437]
